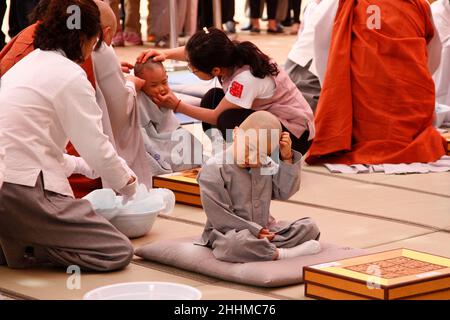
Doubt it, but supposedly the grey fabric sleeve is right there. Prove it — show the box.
[272,150,302,200]
[198,165,263,237]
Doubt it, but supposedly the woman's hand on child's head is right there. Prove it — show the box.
[258,228,276,241]
[121,61,134,74]
[136,49,167,64]
[280,132,293,161]
[126,75,146,91]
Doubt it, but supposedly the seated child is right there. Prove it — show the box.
[134,60,203,177]
[197,111,321,263]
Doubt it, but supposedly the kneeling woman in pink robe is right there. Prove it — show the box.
[0,0,136,271]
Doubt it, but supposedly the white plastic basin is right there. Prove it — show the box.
[110,211,158,239]
[83,187,176,238]
[83,282,202,300]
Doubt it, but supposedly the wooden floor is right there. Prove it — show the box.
[1,159,448,300]
[2,111,449,300]
[1,22,449,301]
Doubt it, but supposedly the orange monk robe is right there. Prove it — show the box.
[306,0,447,165]
[0,23,101,198]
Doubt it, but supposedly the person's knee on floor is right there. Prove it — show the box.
[101,236,134,271]
[0,237,52,269]
[45,234,134,272]
[94,233,134,271]
[216,108,256,141]
[201,88,225,110]
[216,109,234,140]
[200,88,225,133]
[0,231,134,271]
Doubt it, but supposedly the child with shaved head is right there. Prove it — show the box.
[197,111,321,263]
[134,59,169,103]
[133,59,203,175]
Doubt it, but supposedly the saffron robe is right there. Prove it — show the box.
[306,0,447,165]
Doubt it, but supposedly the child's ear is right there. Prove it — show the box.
[103,26,112,45]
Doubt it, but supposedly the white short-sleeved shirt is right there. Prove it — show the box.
[287,1,320,72]
[224,70,276,109]
[431,0,450,105]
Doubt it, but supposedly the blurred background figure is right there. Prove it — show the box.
[110,0,143,46]
[7,0,39,38]
[198,0,236,34]
[248,0,282,34]
[222,0,237,33]
[150,0,189,47]
[0,0,6,50]
[183,0,199,37]
[0,0,309,49]
[124,0,143,45]
[109,0,124,46]
[282,0,301,34]
[110,0,195,47]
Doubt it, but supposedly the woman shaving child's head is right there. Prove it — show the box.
[134,59,169,102]
[231,111,294,168]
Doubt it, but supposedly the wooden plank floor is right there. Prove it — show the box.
[0,26,449,300]
[1,165,448,300]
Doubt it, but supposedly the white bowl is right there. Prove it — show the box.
[110,211,158,239]
[83,282,202,300]
[151,188,176,215]
[83,187,175,238]
[83,189,118,220]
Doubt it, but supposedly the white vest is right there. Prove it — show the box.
[432,0,450,106]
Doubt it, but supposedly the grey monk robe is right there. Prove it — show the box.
[138,92,203,181]
[197,149,320,263]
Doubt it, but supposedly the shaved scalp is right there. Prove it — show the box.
[134,59,165,78]
[94,0,117,33]
[238,111,282,154]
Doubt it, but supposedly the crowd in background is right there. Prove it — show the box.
[1,0,39,50]
[0,0,304,50]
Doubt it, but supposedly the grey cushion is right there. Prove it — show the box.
[135,237,366,287]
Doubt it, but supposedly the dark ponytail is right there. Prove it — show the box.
[186,27,279,79]
[34,0,101,63]
[233,41,279,78]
